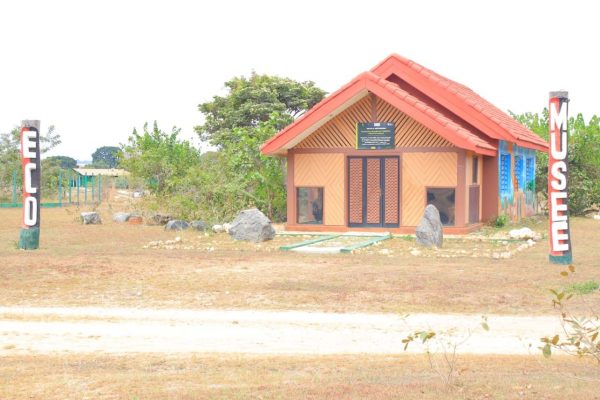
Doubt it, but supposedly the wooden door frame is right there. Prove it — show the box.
[347,156,400,228]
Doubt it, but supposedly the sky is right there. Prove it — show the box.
[1,0,598,160]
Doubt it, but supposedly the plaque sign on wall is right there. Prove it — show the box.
[356,122,395,150]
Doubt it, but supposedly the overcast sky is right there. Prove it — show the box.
[1,0,597,160]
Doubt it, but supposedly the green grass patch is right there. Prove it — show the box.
[566,280,599,295]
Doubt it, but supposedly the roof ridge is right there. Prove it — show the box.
[371,54,547,151]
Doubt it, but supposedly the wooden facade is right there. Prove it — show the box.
[285,94,480,234]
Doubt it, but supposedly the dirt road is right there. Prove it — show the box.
[0,307,563,356]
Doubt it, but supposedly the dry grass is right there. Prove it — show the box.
[0,206,599,314]
[0,353,598,399]
[2,206,600,398]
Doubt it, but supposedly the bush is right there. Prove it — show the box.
[493,215,508,228]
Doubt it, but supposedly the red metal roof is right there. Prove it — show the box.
[261,54,548,155]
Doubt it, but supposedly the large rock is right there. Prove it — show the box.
[228,208,275,242]
[415,205,443,247]
[164,220,190,231]
[112,212,131,223]
[81,212,102,225]
[190,220,207,231]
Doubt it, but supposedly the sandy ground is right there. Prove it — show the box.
[0,306,563,356]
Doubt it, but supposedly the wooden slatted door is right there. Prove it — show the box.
[348,156,399,228]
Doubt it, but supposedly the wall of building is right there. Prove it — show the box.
[288,93,475,231]
[498,140,537,220]
[465,151,483,224]
[402,152,458,226]
[293,153,345,226]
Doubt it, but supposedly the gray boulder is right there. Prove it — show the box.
[81,212,102,225]
[228,208,275,242]
[164,220,190,231]
[415,204,443,247]
[190,220,207,231]
[112,212,131,223]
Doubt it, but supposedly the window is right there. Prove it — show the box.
[525,157,535,191]
[515,155,524,190]
[426,188,455,226]
[472,155,478,184]
[297,187,323,224]
[499,153,511,195]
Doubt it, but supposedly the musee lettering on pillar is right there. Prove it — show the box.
[548,92,572,264]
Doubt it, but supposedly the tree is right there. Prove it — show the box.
[91,146,120,168]
[222,113,289,219]
[195,73,326,220]
[511,110,600,214]
[120,122,200,195]
[195,73,325,148]
[44,155,78,169]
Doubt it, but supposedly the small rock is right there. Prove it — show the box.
[223,223,232,233]
[80,212,101,225]
[164,220,190,231]
[509,227,536,240]
[594,215,600,220]
[212,224,224,233]
[127,215,143,225]
[190,220,207,231]
[410,249,422,256]
[527,239,535,247]
[500,252,511,259]
[492,252,500,259]
[148,213,172,226]
[175,236,182,242]
[379,249,391,255]
[112,212,131,223]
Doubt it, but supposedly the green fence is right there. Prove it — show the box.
[0,169,104,208]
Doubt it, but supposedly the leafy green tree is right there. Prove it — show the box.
[195,73,326,220]
[91,146,121,168]
[195,73,325,148]
[44,155,78,169]
[511,110,600,214]
[222,113,289,220]
[120,122,200,195]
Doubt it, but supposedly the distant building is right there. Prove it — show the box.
[72,168,129,186]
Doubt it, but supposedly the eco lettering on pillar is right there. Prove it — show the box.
[547,92,571,264]
[19,120,41,250]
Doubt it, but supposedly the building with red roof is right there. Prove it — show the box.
[261,54,547,233]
